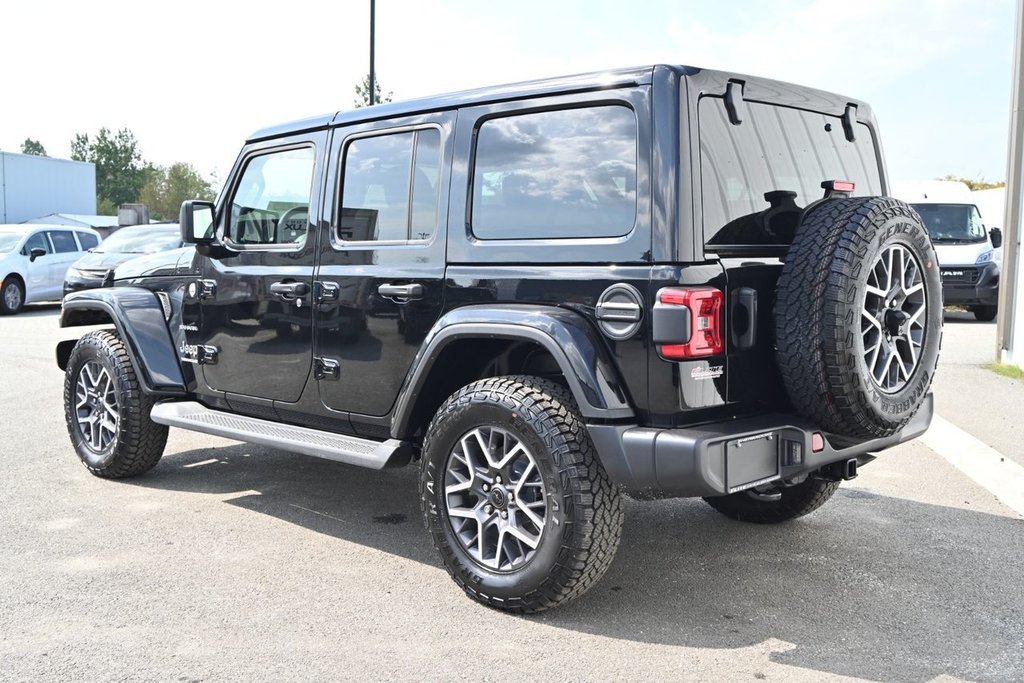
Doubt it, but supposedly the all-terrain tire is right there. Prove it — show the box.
[973,305,997,322]
[703,477,840,524]
[1,276,25,315]
[420,375,624,613]
[775,197,942,439]
[63,330,168,478]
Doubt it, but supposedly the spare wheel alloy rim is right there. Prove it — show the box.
[861,244,928,393]
[444,426,548,572]
[75,361,119,452]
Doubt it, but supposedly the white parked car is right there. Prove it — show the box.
[0,224,102,314]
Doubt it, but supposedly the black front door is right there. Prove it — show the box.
[196,133,326,403]
[314,114,453,422]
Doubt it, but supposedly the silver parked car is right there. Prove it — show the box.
[0,224,102,314]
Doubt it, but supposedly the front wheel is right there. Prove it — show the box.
[1,277,24,314]
[420,375,624,613]
[703,477,840,524]
[63,330,168,478]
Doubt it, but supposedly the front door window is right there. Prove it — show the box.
[227,147,316,248]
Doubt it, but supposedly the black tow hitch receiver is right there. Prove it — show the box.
[820,456,874,482]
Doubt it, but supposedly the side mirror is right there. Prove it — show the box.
[990,227,1003,249]
[180,200,217,245]
[29,248,46,262]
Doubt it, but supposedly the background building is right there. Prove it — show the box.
[0,152,95,223]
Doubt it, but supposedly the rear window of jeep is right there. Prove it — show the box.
[699,97,882,247]
[471,105,638,240]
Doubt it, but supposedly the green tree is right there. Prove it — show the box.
[70,127,145,212]
[140,162,217,220]
[354,75,393,108]
[938,174,1006,191]
[20,138,47,156]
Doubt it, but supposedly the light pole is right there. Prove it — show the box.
[369,0,376,107]
[997,0,1024,365]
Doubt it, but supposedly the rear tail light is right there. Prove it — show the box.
[655,287,724,360]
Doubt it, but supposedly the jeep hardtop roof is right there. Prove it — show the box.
[248,64,874,142]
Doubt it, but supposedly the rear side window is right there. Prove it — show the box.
[77,232,99,250]
[699,97,882,247]
[471,105,637,240]
[338,128,441,243]
[48,231,79,253]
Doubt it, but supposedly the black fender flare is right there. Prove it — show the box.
[391,304,634,437]
[58,287,186,395]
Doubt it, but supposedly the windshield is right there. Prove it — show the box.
[0,233,22,253]
[911,204,987,244]
[95,226,180,254]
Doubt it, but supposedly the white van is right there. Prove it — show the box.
[894,180,1002,321]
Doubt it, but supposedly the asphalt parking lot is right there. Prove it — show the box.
[1,306,1022,682]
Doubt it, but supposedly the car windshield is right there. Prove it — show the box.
[911,204,988,244]
[0,233,23,253]
[95,226,180,254]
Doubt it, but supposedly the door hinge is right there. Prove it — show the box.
[186,279,217,301]
[314,357,340,380]
[314,281,340,304]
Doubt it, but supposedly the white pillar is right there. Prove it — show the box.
[998,0,1024,366]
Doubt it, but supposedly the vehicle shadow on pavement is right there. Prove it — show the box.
[135,444,1024,682]
[15,303,61,317]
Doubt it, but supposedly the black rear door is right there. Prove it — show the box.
[313,113,454,429]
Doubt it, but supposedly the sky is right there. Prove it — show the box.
[0,0,1018,190]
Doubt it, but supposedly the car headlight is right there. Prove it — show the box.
[976,250,994,264]
[65,267,84,278]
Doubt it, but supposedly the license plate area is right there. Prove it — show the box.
[725,431,781,493]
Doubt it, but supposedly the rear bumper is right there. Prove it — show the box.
[587,394,934,498]
[941,262,999,306]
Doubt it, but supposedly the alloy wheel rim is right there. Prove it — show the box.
[3,283,20,310]
[861,244,928,393]
[75,361,119,452]
[444,426,548,572]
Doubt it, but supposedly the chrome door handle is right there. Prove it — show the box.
[270,281,310,298]
[378,283,424,300]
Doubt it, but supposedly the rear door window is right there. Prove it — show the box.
[698,97,882,247]
[471,105,637,240]
[337,128,441,243]
[47,231,79,253]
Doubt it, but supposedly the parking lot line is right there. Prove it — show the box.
[920,414,1024,516]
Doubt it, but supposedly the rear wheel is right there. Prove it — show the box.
[63,330,168,478]
[1,277,24,314]
[703,477,840,524]
[972,305,997,322]
[420,375,623,613]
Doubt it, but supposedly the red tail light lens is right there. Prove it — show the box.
[656,287,724,359]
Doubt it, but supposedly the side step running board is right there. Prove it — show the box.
[150,401,410,470]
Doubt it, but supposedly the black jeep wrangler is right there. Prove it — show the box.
[57,65,941,612]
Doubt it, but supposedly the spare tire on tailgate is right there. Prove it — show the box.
[775,197,942,439]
